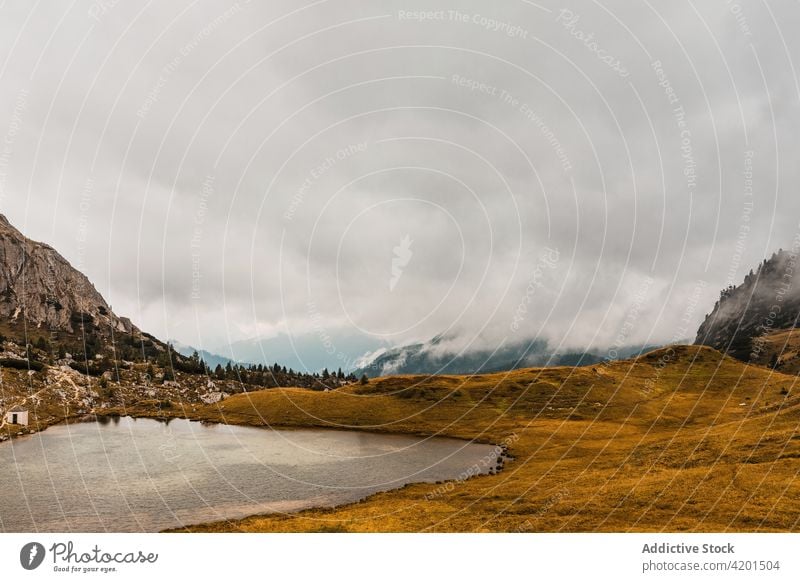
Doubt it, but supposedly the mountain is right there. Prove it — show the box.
[354,333,661,377]
[355,336,548,376]
[0,214,135,338]
[170,340,237,370]
[696,248,800,365]
[218,331,387,373]
[0,214,358,437]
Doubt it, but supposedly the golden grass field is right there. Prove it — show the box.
[155,345,800,533]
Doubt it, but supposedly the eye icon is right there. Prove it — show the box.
[20,542,46,570]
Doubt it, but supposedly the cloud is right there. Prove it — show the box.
[1,0,798,357]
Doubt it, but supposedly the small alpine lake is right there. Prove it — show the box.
[0,416,499,532]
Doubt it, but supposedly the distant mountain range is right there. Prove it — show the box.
[213,332,388,374]
[696,248,800,372]
[169,340,237,370]
[354,333,662,377]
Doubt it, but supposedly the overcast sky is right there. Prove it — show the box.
[1,0,799,358]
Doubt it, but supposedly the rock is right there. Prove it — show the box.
[0,213,137,337]
[696,249,800,361]
[200,391,225,404]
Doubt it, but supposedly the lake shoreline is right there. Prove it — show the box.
[0,402,509,533]
[0,414,504,533]
[3,398,507,450]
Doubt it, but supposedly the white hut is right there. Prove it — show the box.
[4,406,28,426]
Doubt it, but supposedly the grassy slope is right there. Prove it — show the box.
[171,345,800,533]
[752,328,800,375]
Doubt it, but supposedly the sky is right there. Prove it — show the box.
[1,0,799,361]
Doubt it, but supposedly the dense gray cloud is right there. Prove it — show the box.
[1,0,799,360]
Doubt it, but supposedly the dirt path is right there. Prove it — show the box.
[0,367,86,430]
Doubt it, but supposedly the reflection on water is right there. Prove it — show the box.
[0,417,498,532]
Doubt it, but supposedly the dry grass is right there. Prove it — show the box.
[753,328,800,375]
[165,345,800,533]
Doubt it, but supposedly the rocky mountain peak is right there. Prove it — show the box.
[695,248,800,361]
[0,213,134,337]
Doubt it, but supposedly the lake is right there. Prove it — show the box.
[0,416,499,532]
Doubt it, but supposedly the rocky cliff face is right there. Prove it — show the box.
[696,249,800,361]
[0,214,134,336]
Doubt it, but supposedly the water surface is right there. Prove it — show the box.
[0,417,498,532]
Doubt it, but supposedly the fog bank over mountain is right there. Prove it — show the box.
[696,245,800,362]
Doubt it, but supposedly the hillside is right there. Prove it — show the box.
[172,345,800,532]
[696,248,800,362]
[747,327,800,375]
[0,215,355,438]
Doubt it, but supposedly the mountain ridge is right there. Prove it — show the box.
[0,213,135,338]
